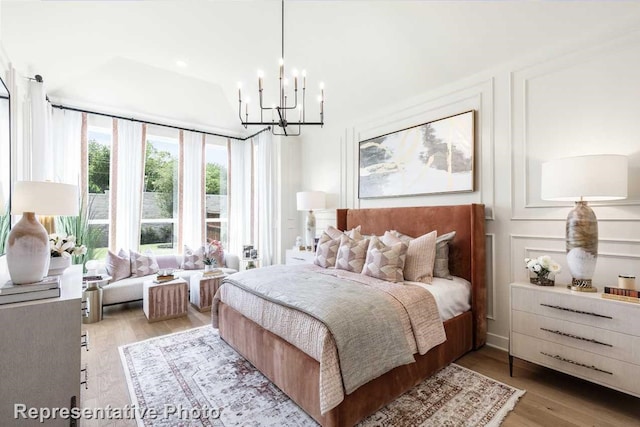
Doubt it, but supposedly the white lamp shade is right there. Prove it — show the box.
[541,155,628,202]
[11,181,79,215]
[296,191,326,211]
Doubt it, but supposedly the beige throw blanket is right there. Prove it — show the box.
[212,264,446,413]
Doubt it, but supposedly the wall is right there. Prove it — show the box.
[300,28,640,350]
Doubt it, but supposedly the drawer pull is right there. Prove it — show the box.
[541,352,613,375]
[80,365,89,389]
[81,331,90,351]
[540,303,612,319]
[292,257,306,261]
[540,328,612,347]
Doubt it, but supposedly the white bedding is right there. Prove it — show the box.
[408,276,471,321]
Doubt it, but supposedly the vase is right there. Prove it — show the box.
[204,265,214,273]
[530,273,555,286]
[48,256,72,276]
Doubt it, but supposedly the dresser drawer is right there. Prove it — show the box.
[512,310,640,366]
[511,332,640,397]
[511,286,640,336]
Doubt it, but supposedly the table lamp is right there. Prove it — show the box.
[7,181,78,284]
[296,191,326,249]
[541,154,627,292]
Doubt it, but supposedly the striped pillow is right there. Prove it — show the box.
[386,230,437,284]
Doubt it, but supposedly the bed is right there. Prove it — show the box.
[213,204,486,426]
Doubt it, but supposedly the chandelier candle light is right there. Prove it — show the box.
[237,0,324,136]
[541,154,628,292]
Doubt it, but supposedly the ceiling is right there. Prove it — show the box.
[3,0,640,135]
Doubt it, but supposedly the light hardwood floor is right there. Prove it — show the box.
[81,303,640,426]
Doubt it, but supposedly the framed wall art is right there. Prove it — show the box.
[358,110,475,199]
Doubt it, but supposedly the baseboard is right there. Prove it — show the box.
[486,332,509,351]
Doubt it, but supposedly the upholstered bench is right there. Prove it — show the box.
[143,277,189,322]
[189,273,227,312]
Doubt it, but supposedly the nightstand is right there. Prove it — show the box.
[509,282,640,398]
[285,249,315,265]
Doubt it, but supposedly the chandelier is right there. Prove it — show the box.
[237,0,324,137]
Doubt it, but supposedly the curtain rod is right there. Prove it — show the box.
[50,103,271,141]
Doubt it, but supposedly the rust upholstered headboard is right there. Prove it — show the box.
[336,204,487,349]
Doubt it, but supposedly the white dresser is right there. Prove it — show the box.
[285,249,315,265]
[510,282,640,398]
[0,266,83,426]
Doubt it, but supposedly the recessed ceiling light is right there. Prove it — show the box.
[176,60,187,68]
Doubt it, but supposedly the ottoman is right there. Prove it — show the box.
[143,277,189,322]
[190,273,227,312]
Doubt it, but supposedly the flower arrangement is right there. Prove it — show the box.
[525,255,561,285]
[203,239,224,266]
[49,233,87,258]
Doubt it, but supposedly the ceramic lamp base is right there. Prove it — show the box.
[6,212,50,284]
[568,278,598,292]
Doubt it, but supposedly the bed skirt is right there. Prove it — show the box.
[217,302,473,427]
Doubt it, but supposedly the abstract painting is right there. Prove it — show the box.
[359,110,475,198]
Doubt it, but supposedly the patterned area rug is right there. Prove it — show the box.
[119,326,524,427]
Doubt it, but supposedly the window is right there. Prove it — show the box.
[140,128,179,254]
[205,138,228,247]
[86,115,112,260]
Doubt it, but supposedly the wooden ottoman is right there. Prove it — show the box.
[190,273,227,312]
[143,278,189,322]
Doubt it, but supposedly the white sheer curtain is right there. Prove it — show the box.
[28,80,52,181]
[50,108,82,185]
[113,120,145,251]
[253,132,278,266]
[182,131,204,249]
[228,138,253,258]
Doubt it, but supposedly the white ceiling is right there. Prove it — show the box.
[3,0,640,135]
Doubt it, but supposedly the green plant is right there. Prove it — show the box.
[55,195,101,268]
[0,207,9,254]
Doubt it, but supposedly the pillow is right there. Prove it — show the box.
[361,236,408,282]
[181,245,205,270]
[105,249,131,283]
[335,235,370,273]
[325,225,363,241]
[434,231,456,279]
[130,250,160,277]
[314,232,340,268]
[388,230,437,284]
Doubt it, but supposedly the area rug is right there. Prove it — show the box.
[119,326,524,427]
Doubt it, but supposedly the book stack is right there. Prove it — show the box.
[602,286,640,304]
[0,276,61,305]
[203,268,223,277]
[154,274,176,284]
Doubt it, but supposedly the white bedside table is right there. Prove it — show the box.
[285,249,315,265]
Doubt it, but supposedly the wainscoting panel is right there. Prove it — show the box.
[511,30,640,221]
[486,233,496,320]
[510,234,640,287]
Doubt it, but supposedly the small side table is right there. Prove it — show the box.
[82,275,111,324]
[241,258,261,271]
[143,278,189,322]
[190,273,227,312]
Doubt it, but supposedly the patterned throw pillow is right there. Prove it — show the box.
[314,232,340,268]
[130,250,160,277]
[434,231,456,279]
[361,236,408,282]
[335,235,370,273]
[325,225,363,241]
[105,249,131,283]
[181,245,205,270]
